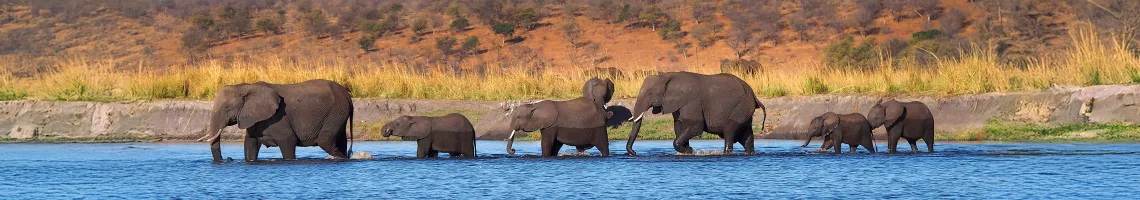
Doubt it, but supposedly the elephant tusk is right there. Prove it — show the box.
[629,108,650,122]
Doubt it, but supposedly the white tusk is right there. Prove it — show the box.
[630,108,650,122]
[508,130,516,139]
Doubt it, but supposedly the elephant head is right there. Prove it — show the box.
[802,112,840,148]
[626,73,699,155]
[583,77,615,108]
[196,83,281,163]
[381,116,431,140]
[504,101,557,155]
[867,99,906,130]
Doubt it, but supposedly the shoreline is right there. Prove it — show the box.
[2,85,1138,143]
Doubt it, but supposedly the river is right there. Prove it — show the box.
[0,140,1137,198]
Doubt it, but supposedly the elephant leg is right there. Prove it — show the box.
[416,140,430,158]
[673,122,702,154]
[863,137,876,153]
[449,152,462,157]
[550,140,565,157]
[576,146,590,155]
[924,122,935,153]
[541,129,556,157]
[596,134,611,157]
[317,136,349,159]
[906,138,919,153]
[427,149,439,158]
[736,124,756,155]
[244,137,261,162]
[721,124,740,154]
[887,128,901,153]
[278,135,298,160]
[849,144,858,153]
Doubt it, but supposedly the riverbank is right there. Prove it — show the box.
[1,85,1137,143]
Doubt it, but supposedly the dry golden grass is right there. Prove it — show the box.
[1,30,1137,101]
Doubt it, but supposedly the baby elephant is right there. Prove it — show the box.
[802,112,876,153]
[382,113,477,158]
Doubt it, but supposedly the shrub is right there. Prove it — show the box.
[761,87,788,97]
[450,17,470,32]
[492,23,516,41]
[824,37,878,71]
[461,36,479,53]
[435,36,457,55]
[180,28,210,54]
[357,35,377,52]
[255,15,280,35]
[1131,69,1140,84]
[910,29,943,43]
[412,18,428,35]
[803,77,829,95]
[1085,68,1102,86]
[300,10,331,37]
[720,59,761,76]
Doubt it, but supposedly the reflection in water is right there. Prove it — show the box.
[0,140,1137,198]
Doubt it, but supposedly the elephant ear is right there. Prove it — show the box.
[524,101,558,131]
[661,74,699,114]
[884,103,907,130]
[822,114,841,138]
[237,83,280,129]
[583,78,607,107]
[406,117,432,140]
[602,78,615,104]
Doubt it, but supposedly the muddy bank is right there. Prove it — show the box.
[1,85,1136,142]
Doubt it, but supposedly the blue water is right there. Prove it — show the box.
[0,140,1138,199]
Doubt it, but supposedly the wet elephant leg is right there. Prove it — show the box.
[596,131,610,156]
[673,122,702,154]
[737,124,756,155]
[550,140,565,157]
[721,123,740,154]
[849,144,857,153]
[887,128,902,153]
[862,137,876,153]
[906,138,919,153]
[575,146,591,155]
[449,152,462,157]
[427,149,439,158]
[540,129,560,157]
[244,137,261,162]
[924,121,935,153]
[416,139,430,158]
[278,134,298,160]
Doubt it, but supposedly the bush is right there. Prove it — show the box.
[824,37,878,71]
[255,15,280,35]
[803,77,829,95]
[435,36,457,55]
[1131,69,1140,84]
[761,87,788,97]
[180,28,210,54]
[492,23,516,41]
[357,35,377,52]
[461,36,479,53]
[412,18,428,35]
[300,10,331,38]
[910,29,942,43]
[720,59,761,76]
[450,17,470,32]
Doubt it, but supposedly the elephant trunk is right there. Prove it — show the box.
[506,130,517,155]
[202,115,225,163]
[801,135,814,148]
[625,118,644,156]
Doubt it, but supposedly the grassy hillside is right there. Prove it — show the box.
[1,0,1138,101]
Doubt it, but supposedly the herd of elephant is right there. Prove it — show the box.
[195,72,935,163]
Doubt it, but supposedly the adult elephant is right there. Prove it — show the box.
[196,79,354,163]
[381,113,477,158]
[866,99,934,153]
[626,72,767,156]
[505,78,614,157]
[801,112,876,153]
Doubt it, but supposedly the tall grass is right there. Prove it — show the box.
[1,29,1137,101]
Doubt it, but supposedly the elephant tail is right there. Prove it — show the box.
[756,99,767,137]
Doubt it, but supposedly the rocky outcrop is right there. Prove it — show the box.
[0,85,1136,142]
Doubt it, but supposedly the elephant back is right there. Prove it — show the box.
[552,98,608,129]
[700,74,758,125]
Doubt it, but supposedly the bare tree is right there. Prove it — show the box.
[911,0,941,22]
[562,17,585,63]
[848,0,882,36]
[690,1,716,24]
[940,8,965,37]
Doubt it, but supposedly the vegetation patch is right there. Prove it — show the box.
[937,121,1140,142]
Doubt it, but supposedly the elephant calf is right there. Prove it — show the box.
[382,113,477,158]
[802,112,876,153]
[505,78,615,157]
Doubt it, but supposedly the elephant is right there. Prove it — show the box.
[626,72,767,156]
[801,112,876,153]
[505,78,615,157]
[381,113,477,158]
[867,99,935,153]
[196,79,354,163]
